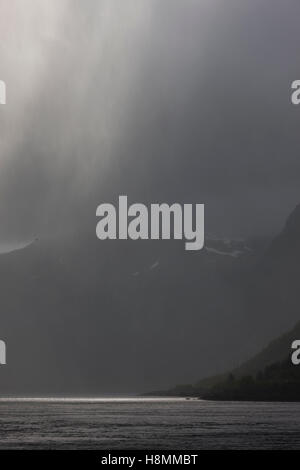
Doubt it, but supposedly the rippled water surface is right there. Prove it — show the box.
[0,398,299,449]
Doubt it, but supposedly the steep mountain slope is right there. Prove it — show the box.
[232,321,300,378]
[244,204,300,344]
[1,204,300,395]
[150,204,300,396]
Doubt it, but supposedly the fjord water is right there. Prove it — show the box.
[0,399,299,449]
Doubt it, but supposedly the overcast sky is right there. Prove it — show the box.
[0,0,299,243]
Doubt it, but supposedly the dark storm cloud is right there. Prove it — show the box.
[113,0,300,237]
[1,0,300,241]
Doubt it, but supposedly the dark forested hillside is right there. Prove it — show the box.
[203,358,300,401]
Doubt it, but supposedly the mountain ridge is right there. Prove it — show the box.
[146,204,300,397]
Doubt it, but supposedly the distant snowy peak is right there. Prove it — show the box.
[205,247,244,258]
[0,238,37,255]
[205,238,252,258]
[149,260,159,270]
[132,259,160,277]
